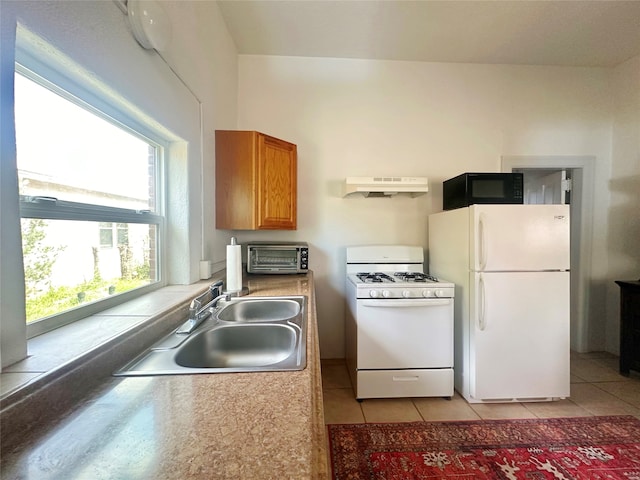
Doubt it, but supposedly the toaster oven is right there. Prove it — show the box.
[247,242,309,274]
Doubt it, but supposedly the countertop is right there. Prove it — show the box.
[1,273,328,479]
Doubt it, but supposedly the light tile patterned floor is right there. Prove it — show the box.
[321,352,640,424]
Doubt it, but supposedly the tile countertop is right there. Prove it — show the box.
[1,273,329,480]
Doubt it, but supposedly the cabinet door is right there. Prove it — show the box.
[257,134,297,230]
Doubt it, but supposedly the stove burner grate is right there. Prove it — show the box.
[393,272,439,283]
[356,272,395,283]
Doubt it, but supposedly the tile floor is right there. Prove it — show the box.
[321,351,640,424]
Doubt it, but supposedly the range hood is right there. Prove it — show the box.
[343,177,429,197]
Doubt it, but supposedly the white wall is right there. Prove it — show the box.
[0,0,237,367]
[605,54,640,353]
[157,1,240,268]
[236,55,614,358]
[0,6,27,366]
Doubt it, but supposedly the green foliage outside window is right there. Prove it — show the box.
[21,218,150,323]
[22,219,65,299]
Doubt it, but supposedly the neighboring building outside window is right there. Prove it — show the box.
[14,68,164,337]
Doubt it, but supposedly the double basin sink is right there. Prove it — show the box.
[114,295,307,376]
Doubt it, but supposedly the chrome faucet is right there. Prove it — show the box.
[176,281,229,334]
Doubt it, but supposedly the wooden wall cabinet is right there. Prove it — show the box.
[215,130,297,230]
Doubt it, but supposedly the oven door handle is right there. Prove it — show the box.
[361,299,452,307]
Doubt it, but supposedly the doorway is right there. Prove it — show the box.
[502,156,596,353]
[517,168,570,205]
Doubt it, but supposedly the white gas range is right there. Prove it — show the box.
[345,245,455,400]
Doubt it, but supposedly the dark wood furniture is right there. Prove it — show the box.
[615,280,640,375]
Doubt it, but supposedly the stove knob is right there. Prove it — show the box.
[402,290,411,298]
[422,289,434,298]
[369,290,379,298]
[434,289,445,298]
[382,290,391,298]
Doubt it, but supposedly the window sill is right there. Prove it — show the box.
[0,279,218,404]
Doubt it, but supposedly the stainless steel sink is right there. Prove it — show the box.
[175,324,297,368]
[216,299,300,322]
[113,296,307,376]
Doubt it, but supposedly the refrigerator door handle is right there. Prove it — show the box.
[478,213,487,271]
[478,274,487,331]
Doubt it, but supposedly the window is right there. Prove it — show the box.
[99,223,130,249]
[15,67,164,337]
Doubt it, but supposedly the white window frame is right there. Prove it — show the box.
[15,64,167,339]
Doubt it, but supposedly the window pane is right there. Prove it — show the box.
[99,225,114,248]
[14,72,155,211]
[116,224,129,245]
[21,218,157,323]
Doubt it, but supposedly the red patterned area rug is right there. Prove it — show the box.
[327,416,640,479]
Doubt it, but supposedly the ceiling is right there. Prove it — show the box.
[217,0,640,67]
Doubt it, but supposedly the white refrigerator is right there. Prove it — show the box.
[428,204,570,403]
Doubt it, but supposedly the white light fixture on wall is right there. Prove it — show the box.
[127,0,172,51]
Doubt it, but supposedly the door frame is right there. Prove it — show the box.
[501,155,595,353]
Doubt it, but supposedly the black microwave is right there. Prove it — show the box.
[443,172,524,210]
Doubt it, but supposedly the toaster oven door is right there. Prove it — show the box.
[248,247,300,274]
